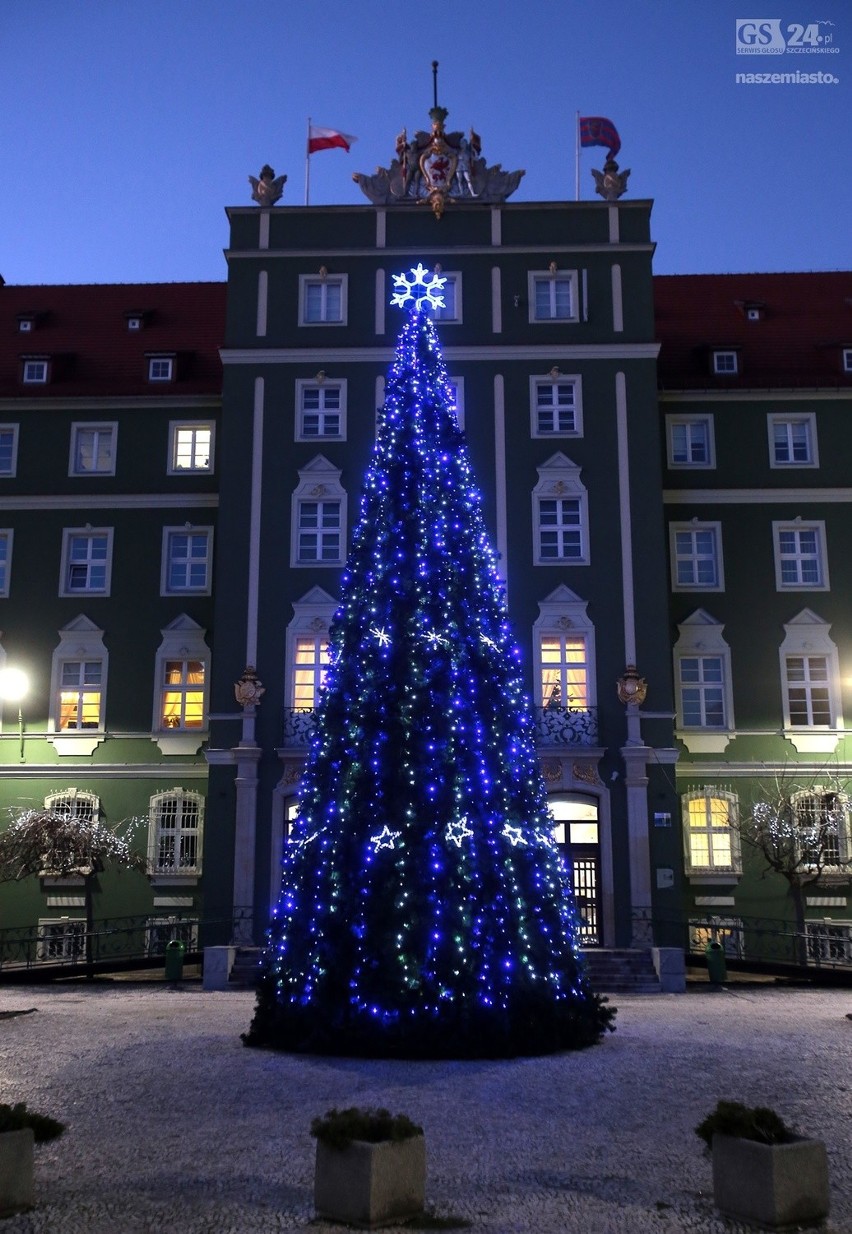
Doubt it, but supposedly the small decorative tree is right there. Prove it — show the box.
[0,809,146,972]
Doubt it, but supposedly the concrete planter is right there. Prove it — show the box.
[314,1135,426,1228]
[712,1132,829,1229]
[0,1128,35,1217]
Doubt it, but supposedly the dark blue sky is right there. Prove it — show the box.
[2,0,848,284]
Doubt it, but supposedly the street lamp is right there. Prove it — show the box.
[0,667,30,759]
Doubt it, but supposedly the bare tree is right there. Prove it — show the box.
[0,810,147,972]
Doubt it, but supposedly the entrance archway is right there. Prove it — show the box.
[549,793,602,947]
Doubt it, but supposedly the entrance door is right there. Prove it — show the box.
[548,794,602,947]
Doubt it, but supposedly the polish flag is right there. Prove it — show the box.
[308,126,358,155]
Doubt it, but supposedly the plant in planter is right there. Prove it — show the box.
[696,1100,829,1229]
[311,1106,425,1228]
[0,1102,65,1218]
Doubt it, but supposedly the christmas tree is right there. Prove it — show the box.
[245,265,614,1058]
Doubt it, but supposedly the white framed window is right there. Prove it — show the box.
[296,378,346,440]
[540,633,589,709]
[60,528,113,596]
[168,422,214,473]
[152,615,209,753]
[160,659,206,730]
[712,350,738,375]
[673,610,734,753]
[291,456,347,567]
[843,349,852,374]
[148,355,174,382]
[0,426,19,477]
[145,916,199,955]
[17,316,35,333]
[148,788,203,878]
[48,617,108,754]
[22,358,49,384]
[773,521,828,590]
[791,791,851,869]
[682,787,742,877]
[426,272,461,323]
[533,586,597,745]
[292,634,331,709]
[69,423,117,476]
[299,273,347,325]
[666,415,715,468]
[780,610,842,753]
[36,918,86,962]
[284,588,336,744]
[768,413,817,468]
[445,376,465,429]
[530,375,582,437]
[57,660,104,730]
[0,530,12,597]
[528,270,578,322]
[669,522,723,591]
[44,788,99,823]
[533,454,589,565]
[688,917,744,959]
[161,527,213,594]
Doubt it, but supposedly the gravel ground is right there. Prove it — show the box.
[0,981,850,1234]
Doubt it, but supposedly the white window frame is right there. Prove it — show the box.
[0,425,19,477]
[152,616,210,754]
[161,526,213,595]
[295,378,347,441]
[298,273,348,326]
[44,788,99,823]
[528,270,578,323]
[36,917,86,962]
[69,422,117,477]
[22,358,49,384]
[0,530,12,598]
[773,520,828,591]
[712,350,738,375]
[530,374,583,438]
[59,528,113,596]
[426,271,462,323]
[445,376,465,429]
[148,356,175,382]
[791,790,852,872]
[666,414,715,468]
[682,786,742,880]
[285,588,337,715]
[532,453,589,565]
[147,788,204,880]
[779,609,842,753]
[48,616,108,755]
[673,610,735,754]
[168,421,215,474]
[842,349,852,374]
[291,455,347,568]
[768,412,818,468]
[669,522,724,591]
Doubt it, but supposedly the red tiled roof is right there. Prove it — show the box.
[655,272,852,390]
[0,282,226,399]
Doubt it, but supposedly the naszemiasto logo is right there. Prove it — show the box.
[736,19,838,53]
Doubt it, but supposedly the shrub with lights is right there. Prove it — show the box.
[244,265,614,1058]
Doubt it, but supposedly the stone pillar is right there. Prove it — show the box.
[232,668,265,944]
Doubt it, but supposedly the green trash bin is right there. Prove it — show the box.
[165,938,186,981]
[705,939,727,984]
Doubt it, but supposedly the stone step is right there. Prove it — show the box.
[229,947,263,987]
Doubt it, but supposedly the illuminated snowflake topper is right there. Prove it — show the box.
[390,263,446,311]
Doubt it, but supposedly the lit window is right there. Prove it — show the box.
[299,275,347,325]
[22,359,49,384]
[70,424,116,476]
[162,528,212,593]
[148,789,203,876]
[531,377,581,436]
[148,356,174,382]
[683,787,741,875]
[292,635,330,709]
[774,522,827,589]
[670,524,722,590]
[678,656,726,728]
[58,660,103,730]
[296,380,345,440]
[769,414,816,467]
[667,416,714,468]
[0,426,19,476]
[529,272,577,322]
[713,350,738,375]
[169,423,213,473]
[160,659,206,730]
[540,634,588,708]
[61,530,112,595]
[0,530,12,597]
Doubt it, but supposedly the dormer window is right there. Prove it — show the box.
[843,348,852,374]
[17,314,36,333]
[125,310,147,331]
[736,300,765,322]
[148,354,175,383]
[712,350,738,376]
[21,356,50,384]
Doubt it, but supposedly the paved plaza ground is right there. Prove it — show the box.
[0,979,850,1233]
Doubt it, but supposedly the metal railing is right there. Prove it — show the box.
[283,704,600,748]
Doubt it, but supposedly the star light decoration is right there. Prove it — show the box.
[445,818,474,848]
[390,263,447,312]
[369,825,401,852]
[502,824,528,848]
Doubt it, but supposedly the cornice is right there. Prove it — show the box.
[664,487,852,504]
[220,343,661,365]
[0,493,218,511]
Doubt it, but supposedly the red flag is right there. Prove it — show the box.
[579,116,621,159]
[308,126,358,155]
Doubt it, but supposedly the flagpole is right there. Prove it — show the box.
[305,117,311,206]
[575,111,580,201]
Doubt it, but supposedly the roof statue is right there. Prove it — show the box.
[353,63,524,217]
[591,158,630,202]
[249,165,287,207]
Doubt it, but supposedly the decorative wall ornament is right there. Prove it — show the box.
[591,159,631,201]
[249,165,286,207]
[616,664,647,706]
[235,665,266,708]
[572,761,603,787]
